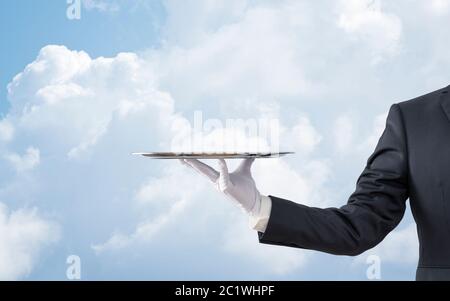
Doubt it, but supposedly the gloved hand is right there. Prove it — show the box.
[180,158,261,215]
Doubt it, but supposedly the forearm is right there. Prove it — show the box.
[254,191,406,256]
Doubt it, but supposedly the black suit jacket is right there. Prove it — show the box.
[259,85,450,281]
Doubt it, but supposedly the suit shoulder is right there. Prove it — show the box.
[396,85,449,113]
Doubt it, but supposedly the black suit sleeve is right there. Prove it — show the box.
[259,104,409,256]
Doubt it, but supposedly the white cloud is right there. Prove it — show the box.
[333,115,355,153]
[282,116,322,156]
[171,126,270,154]
[0,202,59,280]
[36,83,91,105]
[147,0,405,116]
[357,112,388,153]
[92,198,188,253]
[91,165,202,253]
[2,45,192,275]
[6,45,184,158]
[428,0,450,15]
[135,169,202,207]
[332,111,388,157]
[82,0,120,12]
[223,217,308,275]
[337,0,402,62]
[0,119,14,142]
[355,223,419,265]
[254,158,331,208]
[150,1,319,109]
[93,159,321,275]
[162,0,249,46]
[4,147,40,172]
[8,46,91,105]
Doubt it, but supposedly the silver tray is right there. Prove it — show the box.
[132,152,294,159]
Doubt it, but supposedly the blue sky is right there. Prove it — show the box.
[1,0,449,281]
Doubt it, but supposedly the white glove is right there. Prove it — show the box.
[180,158,261,215]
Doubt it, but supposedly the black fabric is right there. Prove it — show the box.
[259,85,450,280]
[416,267,450,281]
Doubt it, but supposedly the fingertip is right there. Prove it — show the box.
[217,158,226,166]
[244,157,255,170]
[217,159,229,176]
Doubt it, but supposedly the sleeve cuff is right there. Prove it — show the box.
[248,195,272,232]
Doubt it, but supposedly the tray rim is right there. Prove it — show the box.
[132,151,294,159]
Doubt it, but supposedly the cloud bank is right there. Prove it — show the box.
[0,203,59,280]
[4,0,450,279]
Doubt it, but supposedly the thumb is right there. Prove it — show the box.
[237,158,255,174]
[217,159,231,191]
